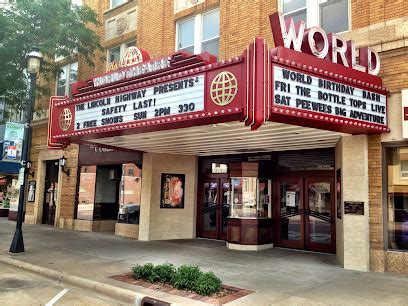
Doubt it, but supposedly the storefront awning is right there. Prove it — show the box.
[0,161,21,175]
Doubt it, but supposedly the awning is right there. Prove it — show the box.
[0,161,21,175]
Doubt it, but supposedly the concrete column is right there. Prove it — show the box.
[139,153,198,241]
[335,135,370,271]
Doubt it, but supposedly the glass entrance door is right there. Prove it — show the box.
[276,175,335,253]
[305,177,335,253]
[200,178,230,240]
[277,178,304,249]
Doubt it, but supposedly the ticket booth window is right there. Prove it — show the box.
[230,177,272,218]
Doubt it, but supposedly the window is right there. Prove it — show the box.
[176,8,220,57]
[77,166,96,221]
[77,163,142,222]
[202,9,220,56]
[177,18,195,53]
[320,0,349,33]
[401,160,408,178]
[128,168,134,177]
[385,147,408,250]
[230,177,272,218]
[280,0,349,33]
[282,0,306,24]
[106,40,136,69]
[56,62,77,97]
[110,0,126,9]
[108,46,121,65]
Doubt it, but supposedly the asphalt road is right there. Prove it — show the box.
[0,261,122,306]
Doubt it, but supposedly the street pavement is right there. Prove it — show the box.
[0,261,121,305]
[0,218,408,305]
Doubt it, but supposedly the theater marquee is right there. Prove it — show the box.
[47,13,389,149]
[74,75,205,130]
[273,65,387,127]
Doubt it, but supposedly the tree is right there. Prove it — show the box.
[0,0,101,119]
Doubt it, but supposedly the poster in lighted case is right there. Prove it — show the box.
[160,173,185,209]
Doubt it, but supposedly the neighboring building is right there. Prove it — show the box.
[25,0,408,274]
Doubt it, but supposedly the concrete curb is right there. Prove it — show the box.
[0,254,168,305]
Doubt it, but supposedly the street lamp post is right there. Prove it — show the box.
[9,47,42,253]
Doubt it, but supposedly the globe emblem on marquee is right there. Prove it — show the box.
[120,47,143,67]
[210,71,238,106]
[59,108,72,131]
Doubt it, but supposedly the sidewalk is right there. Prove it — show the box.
[1,219,408,305]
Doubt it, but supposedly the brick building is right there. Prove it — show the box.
[25,0,408,273]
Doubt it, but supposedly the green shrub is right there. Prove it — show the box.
[171,265,203,291]
[131,263,222,296]
[132,263,155,280]
[153,263,175,283]
[194,272,222,296]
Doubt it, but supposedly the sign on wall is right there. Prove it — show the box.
[273,65,387,128]
[344,201,364,215]
[74,75,205,131]
[2,122,24,162]
[160,173,185,208]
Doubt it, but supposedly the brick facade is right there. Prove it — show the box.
[26,0,408,272]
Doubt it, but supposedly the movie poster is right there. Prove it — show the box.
[160,173,185,208]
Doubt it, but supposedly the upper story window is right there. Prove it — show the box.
[106,40,136,70]
[110,0,127,9]
[401,160,408,178]
[281,0,349,33]
[176,8,220,57]
[56,62,78,97]
[108,46,121,64]
[282,0,306,24]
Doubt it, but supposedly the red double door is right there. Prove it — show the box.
[197,172,336,254]
[275,173,336,253]
[198,177,230,240]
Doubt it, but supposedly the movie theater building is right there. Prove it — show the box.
[27,0,408,273]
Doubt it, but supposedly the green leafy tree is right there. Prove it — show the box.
[0,0,101,119]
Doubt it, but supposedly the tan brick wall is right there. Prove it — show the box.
[28,0,408,270]
[25,122,79,223]
[136,0,175,58]
[368,135,383,252]
[351,0,408,30]
[78,0,110,80]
